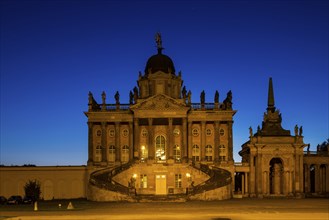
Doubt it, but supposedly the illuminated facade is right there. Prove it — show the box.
[85,35,235,200]
[0,35,328,200]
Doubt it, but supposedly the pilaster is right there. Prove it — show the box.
[201,121,206,161]
[87,122,94,166]
[115,122,121,162]
[214,121,219,162]
[148,118,154,160]
[129,122,133,161]
[168,118,173,159]
[182,118,187,161]
[101,122,107,163]
[133,118,139,159]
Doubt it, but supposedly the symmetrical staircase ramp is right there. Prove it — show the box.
[89,161,134,196]
[89,161,232,200]
[187,163,232,196]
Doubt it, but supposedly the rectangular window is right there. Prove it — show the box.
[175,174,182,188]
[140,174,147,188]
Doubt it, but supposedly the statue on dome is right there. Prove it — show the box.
[155,32,162,49]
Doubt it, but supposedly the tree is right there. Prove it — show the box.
[24,179,41,201]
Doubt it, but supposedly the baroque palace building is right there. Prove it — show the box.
[0,35,328,201]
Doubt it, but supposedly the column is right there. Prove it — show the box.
[201,121,206,161]
[304,164,310,193]
[257,153,263,195]
[314,164,319,193]
[295,154,300,193]
[129,122,133,161]
[182,118,188,160]
[242,173,245,194]
[188,121,192,161]
[245,172,249,194]
[325,164,329,192]
[266,169,270,195]
[115,122,121,162]
[87,122,94,165]
[148,118,154,160]
[264,171,268,195]
[133,118,139,159]
[299,154,304,193]
[249,153,255,196]
[284,171,289,195]
[101,122,107,163]
[214,121,219,162]
[168,118,173,159]
[227,121,233,162]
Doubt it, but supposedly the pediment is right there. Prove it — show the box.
[130,94,188,112]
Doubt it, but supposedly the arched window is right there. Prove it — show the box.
[141,145,148,161]
[205,145,213,161]
[219,145,226,161]
[155,135,166,161]
[108,145,115,162]
[192,144,200,162]
[173,145,181,163]
[121,145,129,162]
[95,145,102,162]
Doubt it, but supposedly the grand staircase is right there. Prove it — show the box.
[89,161,232,201]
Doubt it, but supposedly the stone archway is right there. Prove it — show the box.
[269,158,283,195]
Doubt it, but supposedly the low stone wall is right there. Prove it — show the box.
[87,184,134,202]
[188,184,232,201]
[0,166,88,200]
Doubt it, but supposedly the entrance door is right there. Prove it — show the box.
[155,175,167,195]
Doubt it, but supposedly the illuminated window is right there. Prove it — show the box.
[95,145,102,162]
[205,145,213,161]
[108,145,115,162]
[140,174,147,188]
[141,145,148,160]
[192,144,200,161]
[173,145,181,162]
[175,174,182,188]
[155,135,166,161]
[192,128,199,136]
[122,129,129,137]
[219,145,226,154]
[121,145,129,162]
[219,145,226,162]
[206,129,212,136]
[219,156,226,161]
[109,129,115,137]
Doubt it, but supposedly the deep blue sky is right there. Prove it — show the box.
[1,0,328,165]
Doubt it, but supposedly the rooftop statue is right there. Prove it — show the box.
[155,32,162,49]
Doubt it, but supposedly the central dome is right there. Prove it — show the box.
[144,49,176,75]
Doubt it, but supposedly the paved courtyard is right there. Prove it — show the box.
[0,198,328,220]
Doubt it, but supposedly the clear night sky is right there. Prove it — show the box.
[1,0,328,166]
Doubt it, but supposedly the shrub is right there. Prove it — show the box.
[24,179,41,201]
